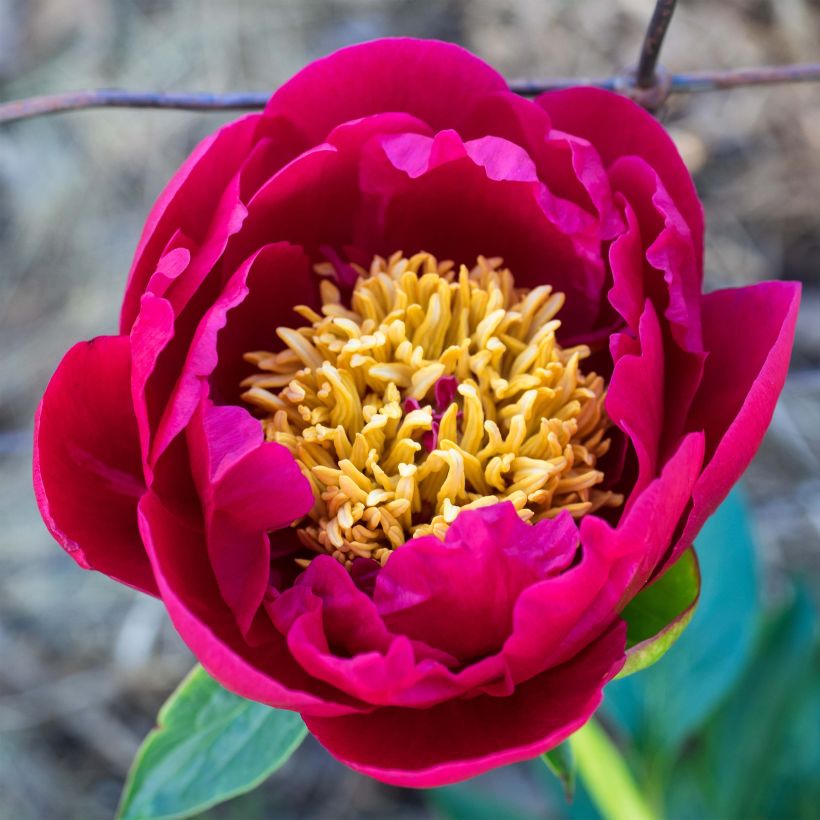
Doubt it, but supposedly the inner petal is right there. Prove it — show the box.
[241,252,622,568]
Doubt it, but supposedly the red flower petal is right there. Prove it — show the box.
[264,38,507,144]
[304,620,625,788]
[536,86,704,277]
[121,114,262,332]
[33,336,155,594]
[185,399,312,635]
[138,488,364,716]
[374,503,577,661]
[670,281,801,563]
[359,129,606,332]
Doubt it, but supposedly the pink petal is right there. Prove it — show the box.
[608,155,702,352]
[151,242,314,458]
[304,620,626,788]
[606,300,666,503]
[223,145,344,271]
[270,556,467,707]
[186,399,312,635]
[130,293,176,480]
[358,130,605,333]
[137,488,364,716]
[501,431,703,682]
[33,336,155,595]
[121,114,262,332]
[374,503,577,661]
[264,38,507,144]
[536,86,704,276]
[210,243,317,407]
[608,195,648,333]
[672,281,800,562]
[224,114,431,273]
[462,91,621,236]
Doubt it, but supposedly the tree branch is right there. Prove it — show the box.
[2,63,820,124]
[636,0,678,90]
[510,62,820,97]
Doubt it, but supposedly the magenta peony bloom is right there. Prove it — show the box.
[33,39,799,787]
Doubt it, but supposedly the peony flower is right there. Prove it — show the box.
[33,39,799,787]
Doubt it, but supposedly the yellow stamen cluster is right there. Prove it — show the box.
[241,252,621,568]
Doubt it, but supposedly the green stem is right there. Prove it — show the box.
[570,718,659,820]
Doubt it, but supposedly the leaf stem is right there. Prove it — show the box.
[570,718,659,820]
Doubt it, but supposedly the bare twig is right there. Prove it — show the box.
[2,64,820,124]
[511,62,820,97]
[0,90,270,123]
[636,0,678,90]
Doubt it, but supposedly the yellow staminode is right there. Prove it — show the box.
[242,252,621,568]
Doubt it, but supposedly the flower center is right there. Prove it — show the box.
[241,252,621,568]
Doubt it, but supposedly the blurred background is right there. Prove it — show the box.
[0,1,818,818]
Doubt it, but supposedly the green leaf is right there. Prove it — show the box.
[605,490,759,757]
[670,586,818,820]
[570,719,658,820]
[117,665,307,820]
[541,742,576,801]
[617,547,700,678]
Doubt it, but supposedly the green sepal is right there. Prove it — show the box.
[618,547,701,678]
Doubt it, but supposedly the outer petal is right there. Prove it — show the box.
[463,91,622,239]
[536,86,704,275]
[502,432,704,682]
[223,113,432,274]
[137,486,365,717]
[304,620,626,788]
[264,38,507,144]
[121,114,263,331]
[33,336,156,595]
[130,293,176,479]
[672,281,800,559]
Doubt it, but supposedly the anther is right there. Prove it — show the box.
[242,252,621,569]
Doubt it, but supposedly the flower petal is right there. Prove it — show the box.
[138,486,364,716]
[608,155,702,352]
[671,281,800,562]
[304,620,626,788]
[374,503,576,661]
[359,130,605,332]
[463,92,621,238]
[33,336,155,594]
[210,243,317,407]
[224,114,432,274]
[269,556,469,707]
[503,432,704,682]
[536,86,704,275]
[264,38,506,144]
[606,300,665,502]
[152,242,316,457]
[186,399,313,635]
[121,114,262,332]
